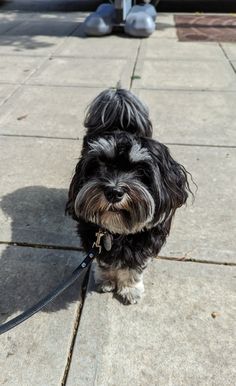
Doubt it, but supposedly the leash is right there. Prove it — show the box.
[0,230,106,336]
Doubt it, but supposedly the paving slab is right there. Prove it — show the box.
[4,18,80,37]
[0,18,82,56]
[161,145,236,264]
[0,19,24,35]
[133,59,236,91]
[0,11,40,22]
[0,12,40,30]
[152,13,177,40]
[139,39,225,60]
[0,244,85,386]
[55,33,140,59]
[0,11,87,23]
[0,84,18,106]
[67,259,236,386]
[134,89,236,146]
[0,85,103,137]
[221,43,236,60]
[0,136,81,247]
[231,61,236,72]
[0,35,72,57]
[0,55,46,85]
[27,57,134,88]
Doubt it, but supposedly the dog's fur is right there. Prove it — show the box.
[66,88,191,304]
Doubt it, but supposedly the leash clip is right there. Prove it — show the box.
[92,229,106,254]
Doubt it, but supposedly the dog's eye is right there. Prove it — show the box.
[97,157,111,170]
[84,158,99,177]
[136,164,152,185]
[98,159,106,168]
[98,155,109,166]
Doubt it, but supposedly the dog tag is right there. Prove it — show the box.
[103,233,113,251]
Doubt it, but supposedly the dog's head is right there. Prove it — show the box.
[66,132,190,235]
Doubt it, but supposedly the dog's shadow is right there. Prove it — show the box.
[0,186,87,324]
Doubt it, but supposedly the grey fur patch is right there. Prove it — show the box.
[129,142,151,163]
[88,137,116,158]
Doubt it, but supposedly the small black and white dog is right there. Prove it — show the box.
[66,88,191,304]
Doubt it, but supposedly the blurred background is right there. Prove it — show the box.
[0,0,235,13]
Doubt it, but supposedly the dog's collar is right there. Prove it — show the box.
[92,228,113,253]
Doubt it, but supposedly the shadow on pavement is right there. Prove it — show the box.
[0,186,84,324]
[0,14,84,52]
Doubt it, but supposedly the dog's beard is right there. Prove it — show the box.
[74,180,155,234]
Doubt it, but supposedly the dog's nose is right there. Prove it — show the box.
[104,187,124,203]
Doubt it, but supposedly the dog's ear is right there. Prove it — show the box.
[144,138,191,230]
[65,158,84,220]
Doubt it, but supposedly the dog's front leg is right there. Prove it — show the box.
[93,262,116,293]
[116,268,144,305]
[94,262,145,304]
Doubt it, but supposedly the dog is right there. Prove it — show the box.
[66,88,191,304]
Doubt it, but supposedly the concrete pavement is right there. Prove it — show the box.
[0,6,235,386]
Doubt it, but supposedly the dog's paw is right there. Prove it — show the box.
[97,281,116,293]
[117,284,144,305]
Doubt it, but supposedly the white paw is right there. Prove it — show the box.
[97,281,116,293]
[117,284,144,305]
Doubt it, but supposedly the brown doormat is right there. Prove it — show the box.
[175,15,236,42]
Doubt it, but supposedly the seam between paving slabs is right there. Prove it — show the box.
[1,241,235,266]
[219,42,236,75]
[164,142,236,149]
[0,54,50,105]
[0,84,23,108]
[1,82,236,92]
[0,240,84,251]
[1,22,25,35]
[129,38,142,90]
[43,21,86,58]
[1,134,236,149]
[60,301,82,386]
[60,267,91,386]
[156,256,236,266]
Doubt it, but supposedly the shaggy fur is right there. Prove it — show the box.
[66,88,191,304]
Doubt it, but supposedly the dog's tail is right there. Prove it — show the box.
[84,87,153,137]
